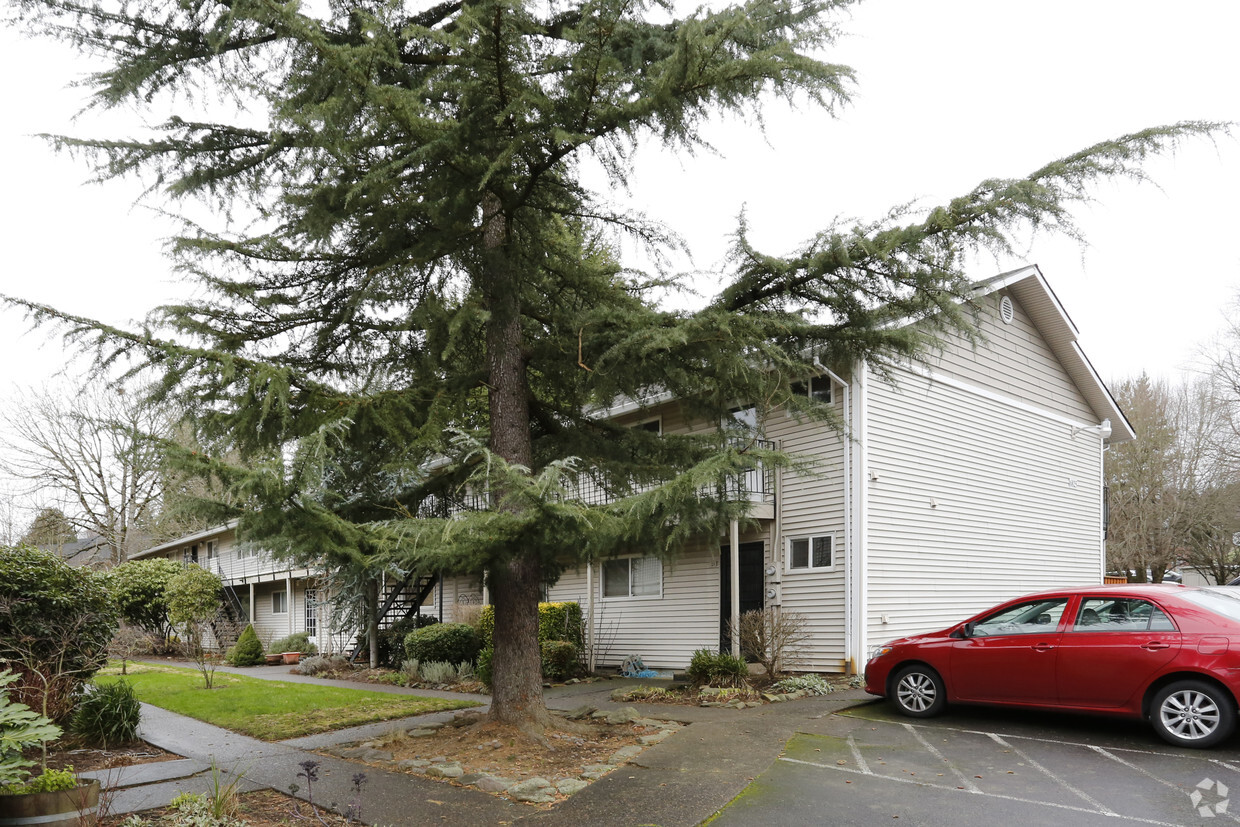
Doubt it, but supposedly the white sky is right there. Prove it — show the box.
[1,0,1237,394]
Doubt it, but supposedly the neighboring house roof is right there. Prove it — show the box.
[975,265,1134,444]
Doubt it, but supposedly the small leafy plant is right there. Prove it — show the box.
[0,669,63,792]
[772,674,832,695]
[686,648,749,688]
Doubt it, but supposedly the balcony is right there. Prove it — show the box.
[416,439,776,521]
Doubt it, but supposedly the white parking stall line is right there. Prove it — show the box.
[845,734,870,774]
[1090,746,1240,824]
[778,756,1188,826]
[987,733,1117,816]
[903,723,981,793]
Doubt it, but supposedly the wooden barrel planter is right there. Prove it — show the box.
[281,651,302,665]
[264,653,283,665]
[0,779,100,827]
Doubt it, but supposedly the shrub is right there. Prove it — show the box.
[730,608,811,680]
[294,654,348,676]
[478,602,583,648]
[540,640,580,682]
[225,625,265,666]
[419,661,457,684]
[268,632,317,655]
[72,680,141,748]
[772,674,832,696]
[370,614,437,668]
[404,623,480,665]
[455,660,475,682]
[476,647,494,688]
[105,558,184,649]
[0,545,119,721]
[686,648,749,688]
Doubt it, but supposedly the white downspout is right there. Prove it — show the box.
[286,575,294,636]
[730,519,741,657]
[248,583,255,628]
[586,561,596,673]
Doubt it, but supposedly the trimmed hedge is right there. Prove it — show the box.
[404,623,481,665]
[479,602,583,648]
[540,640,580,682]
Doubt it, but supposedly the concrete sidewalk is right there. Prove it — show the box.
[104,662,875,825]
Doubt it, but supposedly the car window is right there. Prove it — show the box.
[970,599,1069,636]
[1072,598,1177,632]
[1180,588,1240,622]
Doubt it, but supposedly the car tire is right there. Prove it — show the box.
[891,664,947,718]
[1151,680,1236,749]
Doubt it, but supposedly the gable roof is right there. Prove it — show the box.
[974,265,1134,444]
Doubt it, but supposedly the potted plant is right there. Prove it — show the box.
[0,670,100,826]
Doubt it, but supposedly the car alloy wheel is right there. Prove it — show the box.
[1152,680,1236,749]
[892,665,946,718]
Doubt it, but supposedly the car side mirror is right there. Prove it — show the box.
[960,622,976,639]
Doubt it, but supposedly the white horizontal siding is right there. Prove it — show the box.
[865,367,1103,645]
[929,291,1095,422]
[550,541,732,670]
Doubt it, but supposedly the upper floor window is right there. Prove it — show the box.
[636,418,662,434]
[184,544,199,565]
[602,556,662,598]
[791,376,833,403]
[205,540,218,561]
[788,535,834,571]
[272,591,288,614]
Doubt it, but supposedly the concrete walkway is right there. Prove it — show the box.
[99,662,874,826]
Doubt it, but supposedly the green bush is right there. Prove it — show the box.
[106,558,184,649]
[268,632,317,655]
[370,614,438,668]
[476,647,493,688]
[478,602,583,648]
[72,680,141,748]
[0,544,119,721]
[404,623,480,665]
[1,767,78,795]
[540,640,580,682]
[225,625,265,666]
[686,648,749,688]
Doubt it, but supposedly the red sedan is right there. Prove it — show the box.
[864,584,1240,748]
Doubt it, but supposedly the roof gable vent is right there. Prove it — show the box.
[999,295,1015,325]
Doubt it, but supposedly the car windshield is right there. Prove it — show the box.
[1180,588,1240,623]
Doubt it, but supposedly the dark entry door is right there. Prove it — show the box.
[720,542,765,652]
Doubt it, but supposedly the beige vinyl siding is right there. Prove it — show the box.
[929,291,1095,422]
[549,541,732,670]
[765,393,849,672]
[864,367,1103,645]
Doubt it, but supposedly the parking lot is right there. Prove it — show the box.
[711,702,1240,825]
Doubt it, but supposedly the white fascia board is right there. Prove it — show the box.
[133,519,241,559]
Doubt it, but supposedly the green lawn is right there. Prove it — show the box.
[95,662,480,741]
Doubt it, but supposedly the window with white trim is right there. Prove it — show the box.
[205,540,218,561]
[602,556,662,598]
[272,591,287,614]
[788,535,834,571]
[791,376,833,403]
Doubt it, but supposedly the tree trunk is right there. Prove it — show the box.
[480,192,547,726]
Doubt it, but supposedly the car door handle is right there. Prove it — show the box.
[1031,643,1056,652]
[1141,641,1171,651]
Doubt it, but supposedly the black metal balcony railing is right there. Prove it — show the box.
[416,439,776,516]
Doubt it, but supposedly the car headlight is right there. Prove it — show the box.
[868,642,894,662]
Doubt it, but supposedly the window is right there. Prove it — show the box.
[636,418,662,434]
[792,376,833,404]
[183,545,199,565]
[788,535,833,570]
[602,556,662,598]
[305,588,317,636]
[205,540,218,561]
[1072,598,1176,632]
[272,591,287,614]
[970,598,1069,636]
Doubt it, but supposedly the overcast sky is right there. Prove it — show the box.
[1,2,1237,402]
